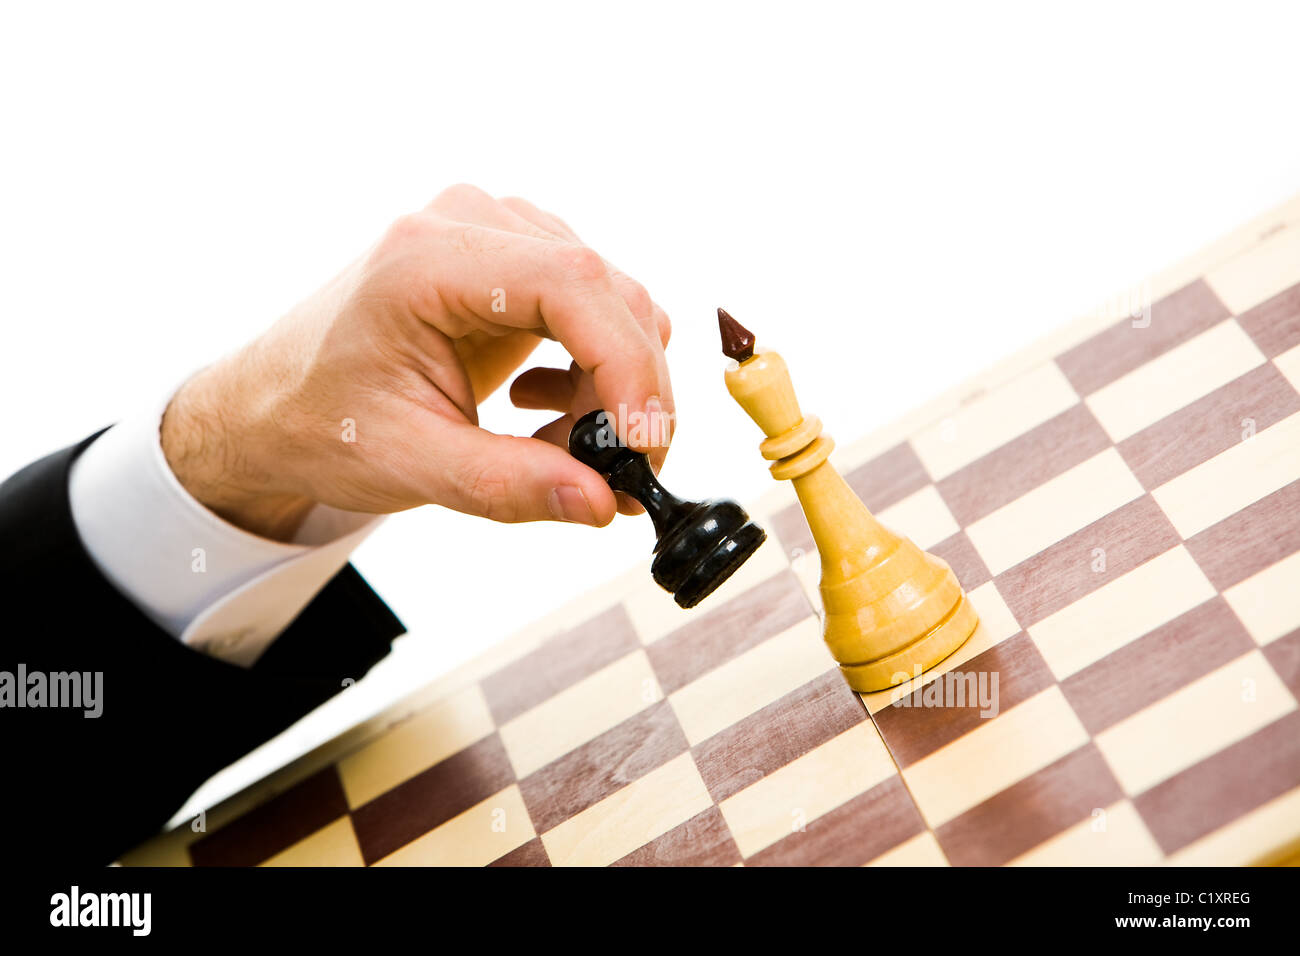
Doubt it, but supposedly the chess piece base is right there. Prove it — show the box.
[568,410,768,610]
[653,506,766,609]
[837,591,979,691]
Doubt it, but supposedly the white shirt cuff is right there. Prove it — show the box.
[68,395,383,667]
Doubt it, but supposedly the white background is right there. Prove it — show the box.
[2,1,1298,804]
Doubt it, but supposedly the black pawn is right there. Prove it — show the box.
[568,409,767,609]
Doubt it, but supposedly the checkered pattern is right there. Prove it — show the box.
[122,196,1300,867]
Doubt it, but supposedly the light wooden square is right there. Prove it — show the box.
[911,362,1080,481]
[967,448,1144,576]
[1028,546,1216,680]
[1152,411,1300,538]
[1094,650,1296,795]
[541,753,713,866]
[373,785,536,867]
[718,723,896,858]
[499,650,659,778]
[902,687,1089,828]
[1086,320,1264,442]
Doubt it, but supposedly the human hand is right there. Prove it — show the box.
[161,185,674,541]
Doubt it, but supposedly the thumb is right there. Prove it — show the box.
[433,423,617,526]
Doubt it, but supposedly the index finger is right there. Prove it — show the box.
[538,242,674,452]
[400,219,673,452]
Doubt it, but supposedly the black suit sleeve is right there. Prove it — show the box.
[0,432,405,866]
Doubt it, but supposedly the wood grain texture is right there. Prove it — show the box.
[936,403,1111,526]
[1118,362,1300,490]
[746,777,926,866]
[646,570,811,694]
[1236,279,1300,357]
[190,766,349,868]
[995,495,1180,628]
[1263,629,1300,698]
[481,604,640,725]
[1134,710,1300,855]
[1060,598,1254,735]
[935,744,1123,867]
[350,733,515,865]
[612,806,742,867]
[873,631,1055,768]
[519,700,689,833]
[928,530,992,592]
[844,442,932,513]
[1055,279,1230,396]
[1184,479,1300,590]
[488,837,550,867]
[692,669,865,803]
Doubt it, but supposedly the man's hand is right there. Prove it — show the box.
[161,185,674,541]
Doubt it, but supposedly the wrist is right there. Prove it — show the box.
[161,366,316,542]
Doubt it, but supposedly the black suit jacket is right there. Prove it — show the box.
[0,432,404,866]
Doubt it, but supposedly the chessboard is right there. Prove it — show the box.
[122,194,1300,867]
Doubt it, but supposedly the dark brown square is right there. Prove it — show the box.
[1134,710,1300,855]
[488,837,551,867]
[745,777,926,866]
[1184,480,1300,591]
[1060,598,1253,735]
[935,744,1124,867]
[481,604,640,725]
[612,806,742,867]
[929,531,992,591]
[937,404,1111,527]
[996,496,1181,628]
[844,442,933,511]
[1236,280,1300,358]
[518,701,689,834]
[647,570,813,694]
[1118,364,1300,490]
[693,669,864,804]
[189,765,350,867]
[351,733,515,865]
[1055,279,1230,396]
[873,632,1054,768]
[1263,629,1300,699]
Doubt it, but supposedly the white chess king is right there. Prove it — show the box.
[718,308,979,692]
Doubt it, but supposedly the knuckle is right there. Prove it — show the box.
[619,277,653,318]
[464,465,517,522]
[501,196,557,237]
[382,212,432,248]
[551,243,606,282]
[442,222,500,257]
[655,307,672,345]
[433,182,490,207]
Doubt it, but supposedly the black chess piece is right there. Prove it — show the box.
[568,409,767,608]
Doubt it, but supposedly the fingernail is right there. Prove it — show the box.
[643,395,670,446]
[549,485,596,525]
